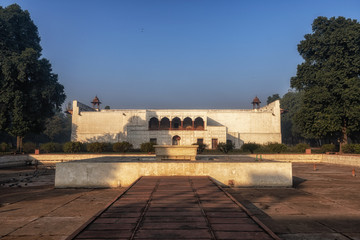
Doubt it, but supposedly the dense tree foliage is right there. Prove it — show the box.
[0,4,65,150]
[267,94,280,104]
[280,91,304,145]
[291,16,360,151]
[43,112,71,142]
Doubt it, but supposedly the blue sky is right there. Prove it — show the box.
[2,0,360,109]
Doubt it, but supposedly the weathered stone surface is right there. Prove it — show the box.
[55,161,293,188]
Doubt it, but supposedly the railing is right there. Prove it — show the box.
[149,126,205,131]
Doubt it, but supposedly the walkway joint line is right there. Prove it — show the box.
[208,176,281,240]
[129,179,160,240]
[189,177,217,240]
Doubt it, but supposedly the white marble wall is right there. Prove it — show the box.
[71,100,281,149]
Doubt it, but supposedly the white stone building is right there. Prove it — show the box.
[70,98,281,149]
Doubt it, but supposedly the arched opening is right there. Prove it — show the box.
[148,117,159,130]
[183,117,192,129]
[171,117,181,129]
[194,117,204,130]
[172,135,181,145]
[160,117,170,130]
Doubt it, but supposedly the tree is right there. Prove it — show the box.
[0,4,65,151]
[280,90,304,145]
[43,112,71,142]
[267,94,280,104]
[291,16,360,152]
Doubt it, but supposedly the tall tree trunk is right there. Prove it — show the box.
[339,123,348,154]
[16,136,23,153]
[16,136,20,152]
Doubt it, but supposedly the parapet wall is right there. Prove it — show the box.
[55,161,293,188]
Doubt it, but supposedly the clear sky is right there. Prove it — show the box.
[2,0,360,109]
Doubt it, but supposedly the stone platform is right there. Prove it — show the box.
[55,159,292,188]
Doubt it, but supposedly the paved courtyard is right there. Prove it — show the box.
[229,163,360,240]
[0,162,359,239]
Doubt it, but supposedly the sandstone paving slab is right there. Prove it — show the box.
[0,217,37,237]
[207,217,256,224]
[211,223,263,231]
[76,230,132,239]
[9,216,84,236]
[87,223,136,230]
[251,202,304,215]
[319,217,360,233]
[146,207,200,212]
[0,202,62,217]
[0,183,122,239]
[214,231,273,240]
[134,229,212,239]
[140,221,208,229]
[344,233,360,240]
[286,201,358,216]
[94,217,139,224]
[1,235,68,240]
[277,233,351,240]
[265,216,336,234]
[143,216,207,223]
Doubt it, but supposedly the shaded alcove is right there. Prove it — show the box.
[160,117,170,130]
[183,117,193,129]
[149,117,159,130]
[194,117,204,130]
[171,117,181,129]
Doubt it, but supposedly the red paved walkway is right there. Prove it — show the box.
[67,176,279,240]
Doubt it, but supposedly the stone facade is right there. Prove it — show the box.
[71,100,281,149]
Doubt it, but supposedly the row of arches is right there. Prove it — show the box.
[149,117,205,130]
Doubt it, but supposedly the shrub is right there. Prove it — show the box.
[294,143,310,153]
[241,143,260,154]
[113,142,133,152]
[63,141,83,153]
[342,144,353,153]
[140,142,155,153]
[193,143,207,154]
[86,142,107,153]
[354,144,360,154]
[321,144,336,153]
[40,142,56,153]
[267,143,288,153]
[0,142,9,152]
[23,142,36,153]
[40,142,63,153]
[217,142,234,154]
[342,144,360,154]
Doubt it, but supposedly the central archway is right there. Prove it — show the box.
[172,135,181,145]
[171,117,181,129]
[160,117,170,130]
